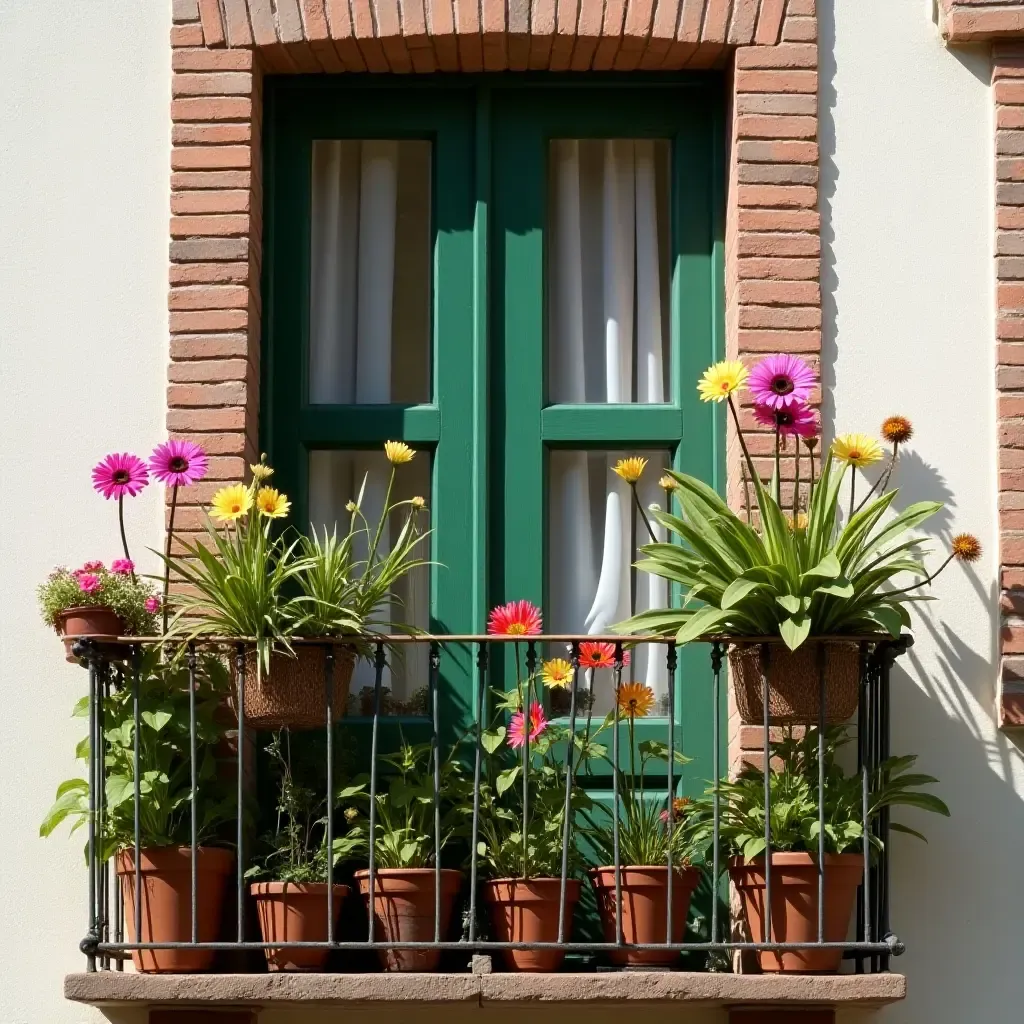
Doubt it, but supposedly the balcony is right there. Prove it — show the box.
[61,633,910,1016]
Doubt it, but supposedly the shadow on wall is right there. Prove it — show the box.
[817,2,1024,1023]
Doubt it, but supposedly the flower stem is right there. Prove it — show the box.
[854,442,899,516]
[118,495,135,582]
[727,395,761,495]
[631,484,658,544]
[741,460,753,526]
[885,553,956,598]
[162,484,178,635]
[774,428,781,505]
[793,442,801,520]
[807,443,817,505]
[848,467,857,523]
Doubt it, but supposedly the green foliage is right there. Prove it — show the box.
[333,737,469,869]
[38,565,158,636]
[683,726,950,861]
[160,503,309,676]
[621,456,941,650]
[294,480,431,648]
[245,729,339,884]
[40,648,235,861]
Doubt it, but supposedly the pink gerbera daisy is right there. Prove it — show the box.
[77,574,101,594]
[748,354,816,410]
[91,453,149,500]
[753,401,819,438]
[508,702,548,749]
[487,600,543,636]
[149,439,208,488]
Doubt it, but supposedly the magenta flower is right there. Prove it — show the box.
[81,560,105,572]
[78,574,101,594]
[149,440,208,488]
[748,354,816,410]
[145,596,161,613]
[111,558,134,576]
[508,702,548,749]
[91,453,149,500]
[753,401,819,438]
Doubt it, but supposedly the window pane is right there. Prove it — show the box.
[308,449,431,715]
[547,449,673,717]
[547,139,671,405]
[309,140,431,405]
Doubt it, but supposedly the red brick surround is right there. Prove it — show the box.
[939,1,1024,43]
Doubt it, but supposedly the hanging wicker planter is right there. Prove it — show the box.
[729,639,862,725]
[241,644,356,730]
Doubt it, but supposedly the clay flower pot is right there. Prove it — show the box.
[729,852,864,973]
[729,640,861,725]
[242,645,355,730]
[483,877,581,972]
[355,867,462,971]
[117,846,233,973]
[57,606,124,663]
[251,881,350,971]
[590,865,701,966]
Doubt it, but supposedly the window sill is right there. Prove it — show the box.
[65,970,906,1010]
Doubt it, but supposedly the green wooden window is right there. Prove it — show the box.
[262,77,724,783]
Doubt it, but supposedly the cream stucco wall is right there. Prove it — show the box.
[822,1,1021,1023]
[0,0,1017,1022]
[0,2,171,1022]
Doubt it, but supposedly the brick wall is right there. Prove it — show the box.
[939,0,1024,42]
[166,0,821,760]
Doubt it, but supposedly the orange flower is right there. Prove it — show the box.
[617,682,655,719]
[578,642,631,669]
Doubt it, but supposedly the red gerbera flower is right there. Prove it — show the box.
[578,642,630,669]
[487,600,542,636]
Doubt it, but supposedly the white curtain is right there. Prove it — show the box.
[307,140,423,696]
[549,139,670,706]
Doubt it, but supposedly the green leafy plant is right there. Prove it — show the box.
[160,465,308,676]
[245,729,341,884]
[38,563,158,636]
[40,647,235,862]
[683,726,950,861]
[334,738,469,869]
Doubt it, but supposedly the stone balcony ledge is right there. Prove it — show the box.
[66,970,906,1010]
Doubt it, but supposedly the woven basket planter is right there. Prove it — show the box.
[242,644,356,730]
[729,640,861,726]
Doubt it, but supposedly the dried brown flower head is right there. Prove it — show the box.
[951,534,981,563]
[881,415,913,445]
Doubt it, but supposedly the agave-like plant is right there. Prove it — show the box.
[621,454,950,649]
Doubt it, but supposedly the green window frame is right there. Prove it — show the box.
[261,76,725,784]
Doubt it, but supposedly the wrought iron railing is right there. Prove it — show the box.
[71,633,905,974]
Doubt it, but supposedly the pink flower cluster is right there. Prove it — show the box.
[748,354,818,439]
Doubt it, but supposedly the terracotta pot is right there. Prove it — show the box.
[729,852,863,973]
[251,881,350,971]
[730,641,861,725]
[242,645,355,730]
[483,877,581,972]
[56,606,124,663]
[355,868,462,971]
[590,865,701,966]
[117,846,233,973]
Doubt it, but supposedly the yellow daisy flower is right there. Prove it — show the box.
[831,433,884,468]
[785,512,809,531]
[658,475,678,492]
[384,441,415,465]
[697,360,748,403]
[256,487,291,519]
[540,658,575,689]
[411,496,426,509]
[612,456,648,484]
[617,682,655,719]
[250,458,274,482]
[210,483,253,523]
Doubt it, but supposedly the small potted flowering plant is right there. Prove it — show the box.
[334,738,469,972]
[582,680,702,966]
[618,354,981,724]
[470,601,595,972]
